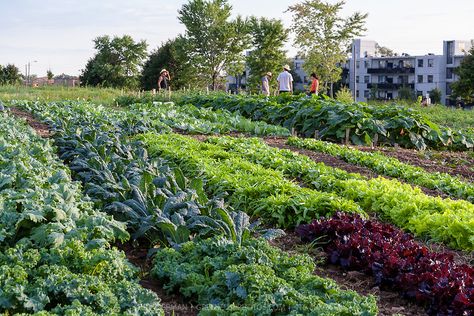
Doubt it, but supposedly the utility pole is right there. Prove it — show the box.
[26,60,37,86]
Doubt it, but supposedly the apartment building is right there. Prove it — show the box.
[226,39,471,103]
[347,39,472,105]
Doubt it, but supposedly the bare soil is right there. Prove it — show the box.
[358,146,474,182]
[10,107,53,138]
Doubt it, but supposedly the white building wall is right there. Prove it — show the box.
[414,55,444,99]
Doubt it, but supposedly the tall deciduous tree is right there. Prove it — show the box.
[47,70,54,80]
[80,35,147,89]
[178,0,250,90]
[141,37,195,90]
[288,0,367,96]
[246,17,288,93]
[0,64,22,85]
[452,45,474,103]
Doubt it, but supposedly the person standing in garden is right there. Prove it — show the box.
[277,65,293,94]
[309,73,320,96]
[261,72,272,96]
[157,69,171,92]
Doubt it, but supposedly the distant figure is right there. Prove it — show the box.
[157,69,171,92]
[261,72,272,96]
[308,73,319,96]
[421,97,428,107]
[277,65,293,94]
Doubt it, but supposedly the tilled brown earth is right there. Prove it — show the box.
[358,146,474,182]
[10,107,53,138]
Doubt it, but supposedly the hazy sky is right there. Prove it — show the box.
[1,0,473,76]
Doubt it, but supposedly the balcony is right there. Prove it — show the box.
[367,83,415,90]
[367,67,415,74]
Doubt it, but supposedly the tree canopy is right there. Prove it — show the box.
[288,0,368,95]
[178,0,250,90]
[0,64,22,85]
[246,17,289,93]
[80,35,147,89]
[452,45,474,103]
[141,37,195,91]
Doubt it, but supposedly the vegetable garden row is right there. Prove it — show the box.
[172,94,474,150]
[3,97,474,315]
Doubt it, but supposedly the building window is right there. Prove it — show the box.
[356,90,360,98]
[417,59,424,67]
[364,90,370,98]
[356,61,360,69]
[295,63,301,70]
[378,75,384,83]
[364,75,370,84]
[446,83,452,95]
[427,75,434,83]
[364,61,369,68]
[447,41,454,64]
[417,75,423,83]
[428,59,434,67]
[356,76,360,83]
[416,90,423,97]
[446,68,453,79]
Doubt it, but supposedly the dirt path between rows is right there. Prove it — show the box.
[358,146,474,182]
[10,107,53,138]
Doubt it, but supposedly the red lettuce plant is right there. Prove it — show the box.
[296,213,474,316]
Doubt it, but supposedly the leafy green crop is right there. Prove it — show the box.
[15,100,283,247]
[0,112,164,315]
[129,101,290,136]
[288,136,474,202]
[152,236,378,315]
[208,136,474,250]
[179,93,474,150]
[140,133,365,227]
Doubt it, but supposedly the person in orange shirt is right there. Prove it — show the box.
[308,73,319,96]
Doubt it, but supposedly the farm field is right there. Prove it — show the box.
[1,92,474,316]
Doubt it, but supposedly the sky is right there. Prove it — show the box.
[0,0,473,76]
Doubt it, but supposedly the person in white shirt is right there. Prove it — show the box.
[276,65,293,94]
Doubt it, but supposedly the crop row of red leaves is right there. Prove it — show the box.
[296,213,474,316]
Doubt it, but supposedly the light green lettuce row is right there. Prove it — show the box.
[288,136,474,202]
[139,133,365,227]
[208,136,474,251]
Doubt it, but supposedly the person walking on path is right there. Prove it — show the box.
[277,65,293,94]
[157,69,171,92]
[308,73,319,96]
[261,72,272,96]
